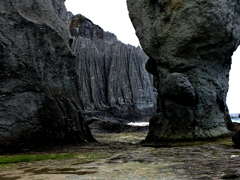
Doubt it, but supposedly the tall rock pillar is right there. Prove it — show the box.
[127,0,240,142]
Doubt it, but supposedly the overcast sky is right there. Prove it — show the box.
[65,0,140,47]
[65,0,240,114]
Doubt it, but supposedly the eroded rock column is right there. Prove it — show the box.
[127,0,240,142]
[69,15,156,119]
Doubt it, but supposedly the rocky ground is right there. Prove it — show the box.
[0,127,240,180]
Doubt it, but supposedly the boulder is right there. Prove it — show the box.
[127,0,240,142]
[232,130,240,148]
[0,0,94,149]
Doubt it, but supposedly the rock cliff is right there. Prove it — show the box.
[0,0,94,149]
[69,14,156,120]
[127,0,240,142]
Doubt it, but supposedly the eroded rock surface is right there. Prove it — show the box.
[127,0,240,141]
[233,130,240,148]
[69,15,156,120]
[0,0,94,148]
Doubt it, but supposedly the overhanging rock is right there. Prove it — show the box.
[127,0,240,142]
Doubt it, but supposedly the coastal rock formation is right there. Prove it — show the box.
[232,130,240,148]
[127,0,240,141]
[0,0,94,148]
[69,15,156,120]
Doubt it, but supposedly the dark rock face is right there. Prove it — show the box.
[232,130,240,149]
[127,0,240,141]
[0,0,94,148]
[69,15,156,119]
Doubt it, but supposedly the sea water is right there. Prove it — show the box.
[127,122,149,126]
[128,114,240,127]
[232,118,240,123]
[230,113,240,123]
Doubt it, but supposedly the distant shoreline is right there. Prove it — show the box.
[230,113,240,118]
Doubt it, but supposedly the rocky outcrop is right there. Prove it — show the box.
[69,15,156,120]
[127,0,240,142]
[232,129,240,148]
[0,0,95,148]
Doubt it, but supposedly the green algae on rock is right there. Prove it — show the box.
[0,132,240,180]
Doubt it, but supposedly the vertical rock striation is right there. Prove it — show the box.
[127,0,240,142]
[69,15,156,120]
[0,0,94,148]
